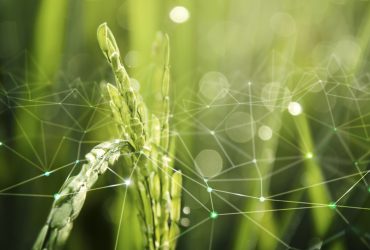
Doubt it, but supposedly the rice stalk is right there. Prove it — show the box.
[97,23,182,250]
[33,23,182,250]
[33,139,132,250]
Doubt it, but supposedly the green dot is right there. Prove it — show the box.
[0,142,3,146]
[328,202,336,209]
[210,211,218,219]
[367,187,370,193]
[333,127,337,132]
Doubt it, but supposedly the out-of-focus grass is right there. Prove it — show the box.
[1,0,370,249]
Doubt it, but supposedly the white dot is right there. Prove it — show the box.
[169,6,190,24]
[252,159,257,164]
[54,193,61,200]
[199,71,229,100]
[180,218,190,227]
[261,82,291,112]
[258,125,273,141]
[259,196,265,202]
[129,78,141,91]
[225,112,255,143]
[124,179,132,186]
[207,187,213,193]
[195,149,223,177]
[183,206,191,214]
[288,102,302,116]
[210,130,215,135]
[124,51,140,68]
[306,152,313,159]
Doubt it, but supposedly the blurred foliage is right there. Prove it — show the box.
[1,0,370,249]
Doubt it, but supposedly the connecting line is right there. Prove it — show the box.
[0,193,52,198]
[346,84,369,139]
[318,80,336,130]
[161,217,210,248]
[212,191,296,250]
[1,143,44,171]
[335,132,368,187]
[335,170,370,204]
[218,205,329,216]
[175,132,204,178]
[150,143,210,188]
[208,219,215,250]
[145,153,211,213]
[248,82,263,197]
[114,152,143,250]
[0,161,77,193]
[335,209,370,249]
[172,132,216,212]
[268,170,369,198]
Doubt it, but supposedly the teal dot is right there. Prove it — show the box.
[328,202,336,209]
[210,211,218,219]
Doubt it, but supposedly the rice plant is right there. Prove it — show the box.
[33,23,181,250]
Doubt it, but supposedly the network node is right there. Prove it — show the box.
[288,102,303,116]
[54,193,61,201]
[259,196,266,202]
[0,142,2,146]
[305,152,313,159]
[210,211,218,219]
[44,171,51,177]
[124,179,132,186]
[207,187,213,193]
[328,202,336,209]
[252,159,257,164]
[210,130,215,135]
